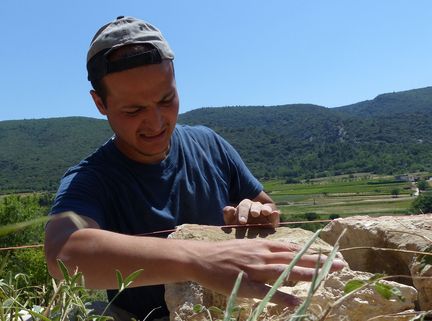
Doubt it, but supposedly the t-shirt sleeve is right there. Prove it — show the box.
[50,167,107,228]
[204,127,263,203]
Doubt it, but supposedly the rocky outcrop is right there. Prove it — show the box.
[320,214,432,310]
[165,224,419,321]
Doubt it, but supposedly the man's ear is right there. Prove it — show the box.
[90,90,107,116]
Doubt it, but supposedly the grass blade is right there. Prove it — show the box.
[247,229,323,321]
[224,271,244,321]
[0,216,49,237]
[290,228,346,320]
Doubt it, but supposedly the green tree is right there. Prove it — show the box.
[411,193,432,214]
[417,180,429,191]
[391,188,400,198]
[304,212,318,221]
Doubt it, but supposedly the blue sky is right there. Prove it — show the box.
[1,1,431,121]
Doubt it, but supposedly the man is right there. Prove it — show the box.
[45,16,345,320]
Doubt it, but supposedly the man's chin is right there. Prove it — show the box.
[136,146,170,162]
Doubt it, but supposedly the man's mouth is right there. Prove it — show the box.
[139,129,167,141]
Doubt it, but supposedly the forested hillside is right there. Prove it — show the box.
[179,87,432,179]
[0,117,112,192]
[1,87,432,193]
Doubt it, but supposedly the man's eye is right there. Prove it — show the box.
[160,98,173,106]
[125,109,140,115]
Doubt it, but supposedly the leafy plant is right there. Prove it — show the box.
[417,180,429,191]
[0,259,144,321]
[344,274,405,302]
[0,206,141,321]
[411,193,432,214]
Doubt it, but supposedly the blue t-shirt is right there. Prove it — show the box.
[51,125,262,320]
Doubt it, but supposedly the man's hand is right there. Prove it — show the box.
[189,238,347,306]
[223,198,280,228]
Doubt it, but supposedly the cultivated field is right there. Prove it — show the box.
[263,174,418,221]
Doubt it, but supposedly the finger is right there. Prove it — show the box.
[238,280,301,307]
[269,210,280,228]
[329,258,347,271]
[250,202,262,218]
[264,240,303,253]
[265,251,325,266]
[261,204,272,216]
[223,206,236,225]
[247,264,328,283]
[265,251,347,271]
[237,199,252,224]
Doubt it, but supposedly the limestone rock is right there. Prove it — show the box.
[278,269,417,321]
[320,214,432,310]
[165,224,418,321]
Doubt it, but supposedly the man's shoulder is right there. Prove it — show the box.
[175,124,215,136]
[175,124,219,144]
[62,138,116,178]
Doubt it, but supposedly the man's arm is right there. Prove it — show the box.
[45,213,195,288]
[45,211,345,306]
[223,191,280,227]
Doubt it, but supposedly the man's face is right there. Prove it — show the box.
[92,60,179,164]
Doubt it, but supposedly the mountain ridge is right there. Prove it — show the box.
[1,86,431,192]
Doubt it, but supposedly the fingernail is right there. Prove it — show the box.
[239,217,247,223]
[334,259,348,268]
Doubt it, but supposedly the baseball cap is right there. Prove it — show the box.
[86,16,174,83]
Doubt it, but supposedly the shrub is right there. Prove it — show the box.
[411,193,432,214]
[417,180,429,191]
[0,194,52,286]
[304,212,319,221]
[329,214,340,220]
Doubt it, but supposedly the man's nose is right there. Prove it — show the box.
[144,107,163,131]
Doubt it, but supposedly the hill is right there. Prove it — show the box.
[178,87,432,179]
[1,87,432,193]
[335,86,432,116]
[0,117,113,192]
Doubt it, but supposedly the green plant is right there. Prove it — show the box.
[304,212,318,221]
[391,188,400,198]
[0,260,143,321]
[344,274,404,301]
[9,248,50,287]
[411,193,432,214]
[0,210,140,321]
[0,194,52,287]
[417,180,429,191]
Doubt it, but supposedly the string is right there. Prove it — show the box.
[0,215,410,252]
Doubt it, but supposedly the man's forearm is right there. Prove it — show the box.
[46,228,198,289]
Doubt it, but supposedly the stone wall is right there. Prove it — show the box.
[320,214,432,311]
[164,221,430,321]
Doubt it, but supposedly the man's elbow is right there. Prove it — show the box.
[44,213,96,280]
[44,241,69,280]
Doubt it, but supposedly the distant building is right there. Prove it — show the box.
[395,175,415,182]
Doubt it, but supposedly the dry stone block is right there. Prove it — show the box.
[320,214,432,310]
[165,224,417,321]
